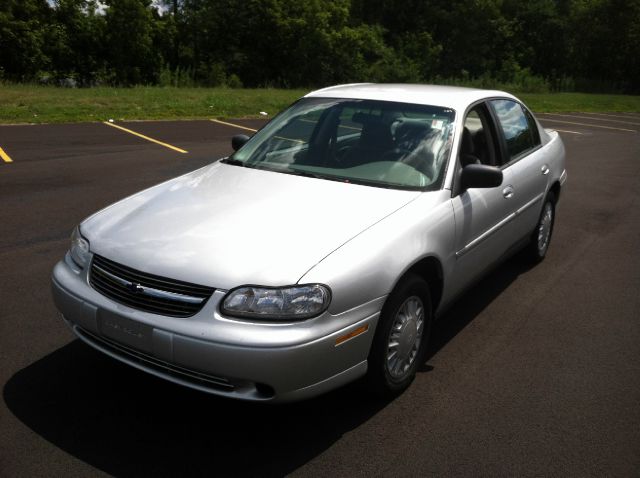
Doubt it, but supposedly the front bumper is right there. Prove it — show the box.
[51,254,382,402]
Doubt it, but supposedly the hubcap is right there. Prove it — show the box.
[537,202,553,254]
[386,296,425,380]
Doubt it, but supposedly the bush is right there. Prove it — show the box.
[434,67,550,94]
[158,64,195,87]
[225,74,243,89]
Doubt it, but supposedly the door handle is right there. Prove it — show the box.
[541,164,550,175]
[502,186,514,199]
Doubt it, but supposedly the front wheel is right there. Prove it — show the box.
[366,274,432,397]
[524,191,556,263]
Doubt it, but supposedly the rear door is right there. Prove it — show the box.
[489,99,548,241]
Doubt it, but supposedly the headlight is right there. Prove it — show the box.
[222,284,331,320]
[70,226,90,268]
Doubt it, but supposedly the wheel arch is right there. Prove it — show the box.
[395,255,444,315]
[549,180,561,203]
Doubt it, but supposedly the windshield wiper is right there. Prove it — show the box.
[286,169,358,184]
[220,157,246,166]
[286,169,325,179]
[287,168,422,190]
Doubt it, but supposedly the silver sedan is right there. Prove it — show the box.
[52,84,566,402]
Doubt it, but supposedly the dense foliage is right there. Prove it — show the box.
[0,0,638,92]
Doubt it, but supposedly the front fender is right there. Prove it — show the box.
[300,190,455,315]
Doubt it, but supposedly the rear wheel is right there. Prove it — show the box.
[524,192,556,263]
[366,274,432,396]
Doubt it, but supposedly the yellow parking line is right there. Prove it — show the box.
[103,121,187,154]
[275,136,305,144]
[210,118,257,132]
[0,146,13,163]
[299,117,361,131]
[339,124,362,132]
[538,118,636,132]
[210,118,304,143]
[538,112,640,126]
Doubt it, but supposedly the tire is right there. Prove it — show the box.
[366,274,432,397]
[524,191,556,263]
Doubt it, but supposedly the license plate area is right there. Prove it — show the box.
[97,309,153,353]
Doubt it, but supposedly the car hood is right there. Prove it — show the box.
[83,162,421,289]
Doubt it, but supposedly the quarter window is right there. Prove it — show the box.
[491,99,536,161]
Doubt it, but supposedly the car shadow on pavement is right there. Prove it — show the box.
[4,256,533,477]
[427,255,535,361]
[4,340,385,477]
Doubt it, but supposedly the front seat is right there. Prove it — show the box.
[460,127,481,167]
[340,113,394,167]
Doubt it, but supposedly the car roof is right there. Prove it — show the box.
[305,83,517,112]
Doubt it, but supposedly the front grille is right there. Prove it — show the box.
[74,325,235,392]
[90,254,215,317]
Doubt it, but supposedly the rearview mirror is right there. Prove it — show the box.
[460,164,503,190]
[231,134,250,151]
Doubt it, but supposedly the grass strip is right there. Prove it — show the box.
[0,85,638,124]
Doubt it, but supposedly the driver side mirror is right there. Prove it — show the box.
[460,164,503,191]
[231,134,250,151]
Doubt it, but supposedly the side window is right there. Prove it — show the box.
[464,110,483,134]
[461,105,497,167]
[490,99,535,161]
[523,107,541,146]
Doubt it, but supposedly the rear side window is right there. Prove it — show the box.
[491,99,537,161]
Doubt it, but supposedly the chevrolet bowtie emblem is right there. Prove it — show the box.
[127,282,145,294]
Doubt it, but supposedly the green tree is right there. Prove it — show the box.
[103,0,161,85]
[570,0,640,92]
[46,0,106,84]
[1,0,638,92]
[0,0,52,81]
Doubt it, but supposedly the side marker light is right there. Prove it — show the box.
[335,324,369,346]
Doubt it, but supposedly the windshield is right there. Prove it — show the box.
[226,98,456,190]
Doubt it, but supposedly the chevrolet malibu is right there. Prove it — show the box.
[52,84,566,402]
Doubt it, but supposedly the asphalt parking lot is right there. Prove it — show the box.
[1,112,639,476]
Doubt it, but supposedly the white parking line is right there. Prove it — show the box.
[538,112,640,126]
[538,118,636,133]
[583,112,640,120]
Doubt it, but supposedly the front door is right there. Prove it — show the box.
[449,103,519,296]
